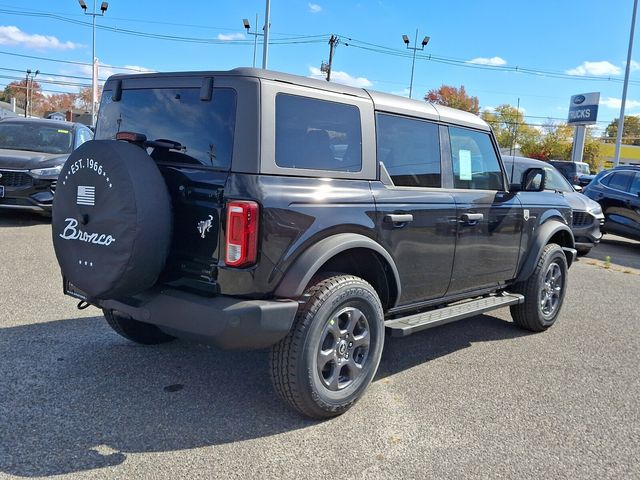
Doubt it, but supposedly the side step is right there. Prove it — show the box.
[385,293,524,337]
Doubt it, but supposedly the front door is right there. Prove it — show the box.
[445,126,523,294]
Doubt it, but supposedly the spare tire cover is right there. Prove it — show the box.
[52,140,172,300]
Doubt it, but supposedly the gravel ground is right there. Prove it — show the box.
[0,212,638,479]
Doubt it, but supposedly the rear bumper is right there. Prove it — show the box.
[67,283,299,350]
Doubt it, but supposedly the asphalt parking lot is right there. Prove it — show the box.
[0,212,638,479]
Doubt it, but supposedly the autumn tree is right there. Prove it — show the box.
[425,84,479,114]
[1,79,45,114]
[78,86,103,111]
[39,93,78,115]
[482,104,540,151]
[604,116,640,145]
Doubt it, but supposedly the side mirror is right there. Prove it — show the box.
[573,185,583,192]
[521,168,546,192]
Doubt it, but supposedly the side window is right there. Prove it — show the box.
[76,128,92,148]
[376,113,441,188]
[449,127,504,190]
[275,94,362,172]
[631,173,640,195]
[607,172,633,192]
[544,167,572,192]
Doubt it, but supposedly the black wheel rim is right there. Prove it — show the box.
[540,261,563,318]
[316,306,371,391]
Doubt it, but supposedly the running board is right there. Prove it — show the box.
[385,293,524,337]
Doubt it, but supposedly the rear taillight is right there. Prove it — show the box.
[225,200,259,267]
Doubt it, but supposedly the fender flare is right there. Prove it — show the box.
[515,219,575,283]
[274,233,401,305]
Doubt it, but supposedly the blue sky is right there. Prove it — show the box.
[0,0,638,131]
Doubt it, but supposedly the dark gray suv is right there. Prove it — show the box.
[51,68,576,419]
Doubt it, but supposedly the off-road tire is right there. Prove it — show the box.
[510,243,568,332]
[103,309,175,345]
[270,274,385,419]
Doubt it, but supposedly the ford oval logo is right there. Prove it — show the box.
[574,95,586,105]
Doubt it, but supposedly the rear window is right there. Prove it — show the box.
[275,94,362,172]
[96,87,236,169]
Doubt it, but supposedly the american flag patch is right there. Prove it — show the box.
[77,185,95,206]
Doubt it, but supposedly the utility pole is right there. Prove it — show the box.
[28,70,39,116]
[321,35,339,81]
[262,0,271,69]
[402,29,430,99]
[24,70,29,118]
[614,0,638,167]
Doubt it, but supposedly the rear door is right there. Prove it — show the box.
[372,113,456,306]
[445,126,523,294]
[97,77,238,292]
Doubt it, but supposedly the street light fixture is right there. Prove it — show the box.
[402,29,430,99]
[242,15,262,68]
[79,0,109,126]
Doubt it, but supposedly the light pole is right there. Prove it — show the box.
[262,0,271,69]
[402,29,429,99]
[78,0,108,126]
[243,15,261,68]
[614,0,638,167]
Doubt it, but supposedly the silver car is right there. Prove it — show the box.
[504,156,604,255]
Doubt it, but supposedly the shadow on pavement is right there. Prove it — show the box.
[0,210,50,228]
[0,312,527,477]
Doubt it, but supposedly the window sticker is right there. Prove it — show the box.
[459,149,472,180]
[57,129,69,134]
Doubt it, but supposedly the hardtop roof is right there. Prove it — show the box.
[104,68,490,131]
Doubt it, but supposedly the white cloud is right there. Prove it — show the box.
[216,32,245,41]
[390,87,410,97]
[75,63,155,81]
[626,60,640,71]
[467,56,507,66]
[308,3,322,13]
[600,96,640,110]
[0,25,82,50]
[566,60,621,76]
[308,66,373,88]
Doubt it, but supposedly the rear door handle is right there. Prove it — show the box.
[461,213,484,224]
[384,213,414,226]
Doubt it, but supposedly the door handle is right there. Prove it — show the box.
[460,213,484,224]
[384,213,414,226]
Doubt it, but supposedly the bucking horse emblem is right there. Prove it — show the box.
[197,215,214,239]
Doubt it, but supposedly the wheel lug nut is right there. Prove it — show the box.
[349,342,353,348]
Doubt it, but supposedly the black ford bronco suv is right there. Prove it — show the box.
[52,69,576,419]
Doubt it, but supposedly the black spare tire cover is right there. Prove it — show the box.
[52,140,172,300]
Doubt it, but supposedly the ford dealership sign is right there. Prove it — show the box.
[568,92,599,125]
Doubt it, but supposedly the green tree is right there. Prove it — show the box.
[482,104,540,151]
[425,84,479,114]
[604,116,640,145]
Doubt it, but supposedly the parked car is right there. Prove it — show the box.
[51,68,576,419]
[548,160,591,187]
[503,156,604,255]
[0,117,93,215]
[583,165,640,241]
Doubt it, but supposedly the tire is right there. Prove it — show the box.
[270,274,385,419]
[510,243,568,332]
[103,309,175,345]
[52,140,172,300]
